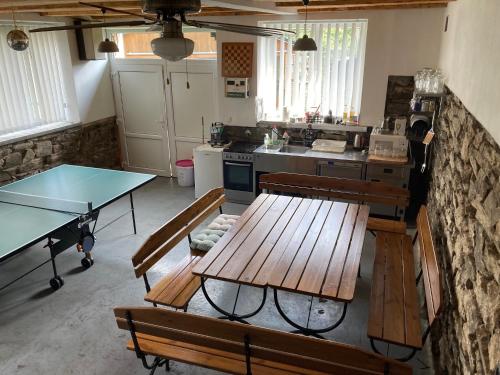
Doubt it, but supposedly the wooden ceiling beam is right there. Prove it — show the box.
[276,0,454,6]
[296,2,449,12]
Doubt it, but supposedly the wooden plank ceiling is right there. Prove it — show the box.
[0,0,455,19]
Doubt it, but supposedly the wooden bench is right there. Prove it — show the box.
[131,187,225,311]
[258,173,409,234]
[115,306,412,375]
[367,206,442,361]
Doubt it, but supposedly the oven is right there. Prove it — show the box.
[223,159,254,204]
[223,146,256,204]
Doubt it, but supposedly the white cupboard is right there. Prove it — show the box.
[111,59,217,177]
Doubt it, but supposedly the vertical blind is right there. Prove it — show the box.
[258,20,368,121]
[0,25,71,136]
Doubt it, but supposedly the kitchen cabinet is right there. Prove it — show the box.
[366,164,410,218]
[317,160,364,179]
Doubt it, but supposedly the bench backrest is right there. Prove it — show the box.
[115,307,411,375]
[259,173,410,211]
[131,187,225,278]
[415,205,442,327]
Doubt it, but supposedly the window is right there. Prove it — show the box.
[111,29,217,60]
[0,24,76,136]
[257,20,368,121]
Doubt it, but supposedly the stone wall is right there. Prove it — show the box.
[0,117,120,184]
[427,89,499,374]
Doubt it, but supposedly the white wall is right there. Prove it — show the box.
[438,0,500,144]
[207,7,445,127]
[67,30,116,124]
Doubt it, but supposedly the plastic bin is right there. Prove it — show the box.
[176,159,194,187]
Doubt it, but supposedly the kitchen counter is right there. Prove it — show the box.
[255,144,413,166]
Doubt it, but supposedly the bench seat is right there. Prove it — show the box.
[145,251,204,310]
[367,232,422,349]
[127,333,329,375]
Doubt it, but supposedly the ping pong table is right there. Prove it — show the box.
[0,164,156,291]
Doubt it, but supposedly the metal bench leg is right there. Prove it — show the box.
[370,338,417,362]
[126,311,169,373]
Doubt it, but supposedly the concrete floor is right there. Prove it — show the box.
[0,177,434,374]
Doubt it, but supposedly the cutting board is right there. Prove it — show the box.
[367,154,408,165]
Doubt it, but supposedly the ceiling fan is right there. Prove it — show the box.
[29,0,295,61]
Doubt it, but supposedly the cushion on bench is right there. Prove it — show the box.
[189,214,239,252]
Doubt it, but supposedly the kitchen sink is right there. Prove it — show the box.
[279,145,310,154]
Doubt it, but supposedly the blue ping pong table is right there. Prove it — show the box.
[0,164,156,291]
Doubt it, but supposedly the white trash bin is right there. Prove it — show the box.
[176,159,194,187]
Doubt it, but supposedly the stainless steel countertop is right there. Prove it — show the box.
[254,144,413,167]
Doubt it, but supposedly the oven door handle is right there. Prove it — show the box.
[225,162,252,167]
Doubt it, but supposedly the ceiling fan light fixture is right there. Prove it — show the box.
[98,38,119,53]
[151,36,194,61]
[293,34,317,52]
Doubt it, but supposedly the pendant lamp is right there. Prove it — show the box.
[97,9,119,54]
[293,0,317,52]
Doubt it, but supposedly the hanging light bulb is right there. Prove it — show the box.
[293,0,317,52]
[97,9,119,54]
[7,10,29,52]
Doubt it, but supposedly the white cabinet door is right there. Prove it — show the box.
[171,72,215,139]
[167,68,216,176]
[116,67,171,176]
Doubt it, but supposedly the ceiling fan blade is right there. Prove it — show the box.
[79,1,157,21]
[29,20,149,33]
[184,19,295,37]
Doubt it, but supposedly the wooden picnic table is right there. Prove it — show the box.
[192,193,370,334]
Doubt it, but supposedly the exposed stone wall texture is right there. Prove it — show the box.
[0,117,120,185]
[427,89,499,374]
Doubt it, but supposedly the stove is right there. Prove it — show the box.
[222,142,260,204]
[223,142,260,162]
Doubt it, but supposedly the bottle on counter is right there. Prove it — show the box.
[264,133,271,148]
[282,131,290,145]
[271,125,279,144]
[343,105,349,123]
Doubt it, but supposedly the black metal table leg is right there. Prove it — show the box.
[130,192,137,234]
[273,289,348,338]
[201,278,267,324]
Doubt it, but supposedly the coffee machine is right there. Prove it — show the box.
[209,122,225,147]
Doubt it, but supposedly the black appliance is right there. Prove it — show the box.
[222,142,260,204]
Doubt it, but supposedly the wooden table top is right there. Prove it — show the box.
[193,194,369,302]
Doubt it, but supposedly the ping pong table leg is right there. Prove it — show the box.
[129,192,137,235]
[46,238,64,291]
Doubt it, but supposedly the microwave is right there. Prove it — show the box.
[368,128,409,158]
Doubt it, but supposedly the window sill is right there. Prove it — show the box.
[0,122,81,147]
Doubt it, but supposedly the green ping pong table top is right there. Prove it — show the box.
[0,164,156,260]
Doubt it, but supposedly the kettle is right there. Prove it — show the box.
[353,134,363,150]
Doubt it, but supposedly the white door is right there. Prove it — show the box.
[115,66,171,176]
[166,64,217,175]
